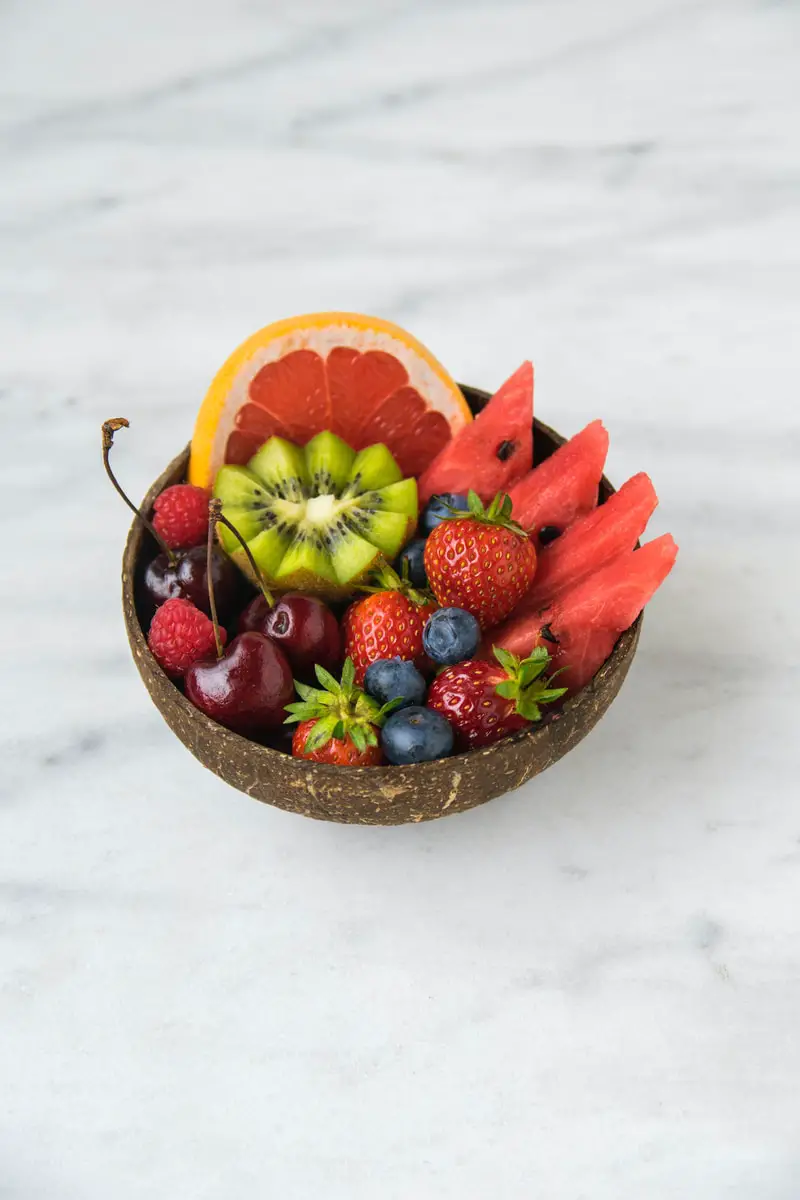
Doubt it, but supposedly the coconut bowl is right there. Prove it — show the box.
[122,386,641,824]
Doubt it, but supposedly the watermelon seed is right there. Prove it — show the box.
[538,525,562,546]
[496,440,517,461]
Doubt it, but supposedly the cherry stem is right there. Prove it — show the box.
[101,418,176,564]
[206,500,224,660]
[212,504,275,609]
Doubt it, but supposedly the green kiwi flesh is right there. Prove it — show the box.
[214,433,418,597]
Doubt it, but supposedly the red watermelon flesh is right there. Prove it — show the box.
[507,420,609,534]
[484,533,678,693]
[520,472,658,611]
[418,361,533,505]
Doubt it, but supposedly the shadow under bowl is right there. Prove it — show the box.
[122,385,641,824]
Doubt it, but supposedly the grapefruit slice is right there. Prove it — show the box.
[484,533,678,693]
[189,313,471,489]
[508,420,609,535]
[520,472,658,610]
[418,361,534,506]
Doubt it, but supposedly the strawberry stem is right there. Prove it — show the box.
[492,645,568,720]
[284,656,401,753]
[101,418,176,564]
[358,558,433,608]
[440,489,529,538]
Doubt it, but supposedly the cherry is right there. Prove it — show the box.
[184,500,294,733]
[144,545,240,619]
[101,418,243,622]
[238,592,341,677]
[185,631,294,733]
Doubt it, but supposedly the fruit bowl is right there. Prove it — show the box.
[122,386,641,825]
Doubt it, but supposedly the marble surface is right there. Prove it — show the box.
[2,0,800,1195]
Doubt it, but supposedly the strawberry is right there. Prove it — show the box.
[285,657,400,766]
[423,491,537,630]
[343,563,438,686]
[291,721,383,766]
[426,645,566,750]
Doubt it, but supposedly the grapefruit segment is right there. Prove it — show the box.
[418,361,534,505]
[248,350,330,441]
[520,472,658,610]
[508,420,609,534]
[360,386,452,477]
[190,313,470,489]
[326,346,363,443]
[484,533,678,693]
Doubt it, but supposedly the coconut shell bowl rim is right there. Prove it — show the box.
[122,385,642,825]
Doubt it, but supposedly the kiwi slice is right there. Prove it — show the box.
[214,433,419,598]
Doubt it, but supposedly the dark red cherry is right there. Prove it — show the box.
[237,593,271,634]
[144,545,241,620]
[184,632,294,733]
[238,592,341,676]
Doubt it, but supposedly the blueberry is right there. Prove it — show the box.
[420,492,470,536]
[422,607,481,665]
[396,538,428,588]
[364,657,427,710]
[381,706,454,764]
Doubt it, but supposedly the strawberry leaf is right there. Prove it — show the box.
[494,680,517,700]
[536,687,568,703]
[525,645,551,664]
[355,692,384,724]
[349,724,367,753]
[283,701,321,722]
[313,664,341,694]
[340,657,356,693]
[303,714,339,753]
[517,698,542,723]
[518,657,548,686]
[360,561,434,608]
[467,489,484,516]
[294,680,318,702]
[492,646,520,675]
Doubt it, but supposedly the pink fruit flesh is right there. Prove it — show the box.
[484,534,678,692]
[507,419,609,533]
[520,472,658,611]
[418,361,533,506]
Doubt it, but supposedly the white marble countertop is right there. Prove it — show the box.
[2,1,799,1196]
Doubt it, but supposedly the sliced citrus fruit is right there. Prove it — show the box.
[189,312,472,489]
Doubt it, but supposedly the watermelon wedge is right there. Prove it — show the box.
[484,534,678,693]
[508,419,609,535]
[520,472,658,611]
[418,362,533,505]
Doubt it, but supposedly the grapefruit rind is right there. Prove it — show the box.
[189,312,471,489]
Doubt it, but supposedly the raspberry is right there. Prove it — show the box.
[152,484,209,550]
[147,598,226,677]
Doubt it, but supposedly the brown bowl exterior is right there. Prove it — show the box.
[122,387,641,824]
